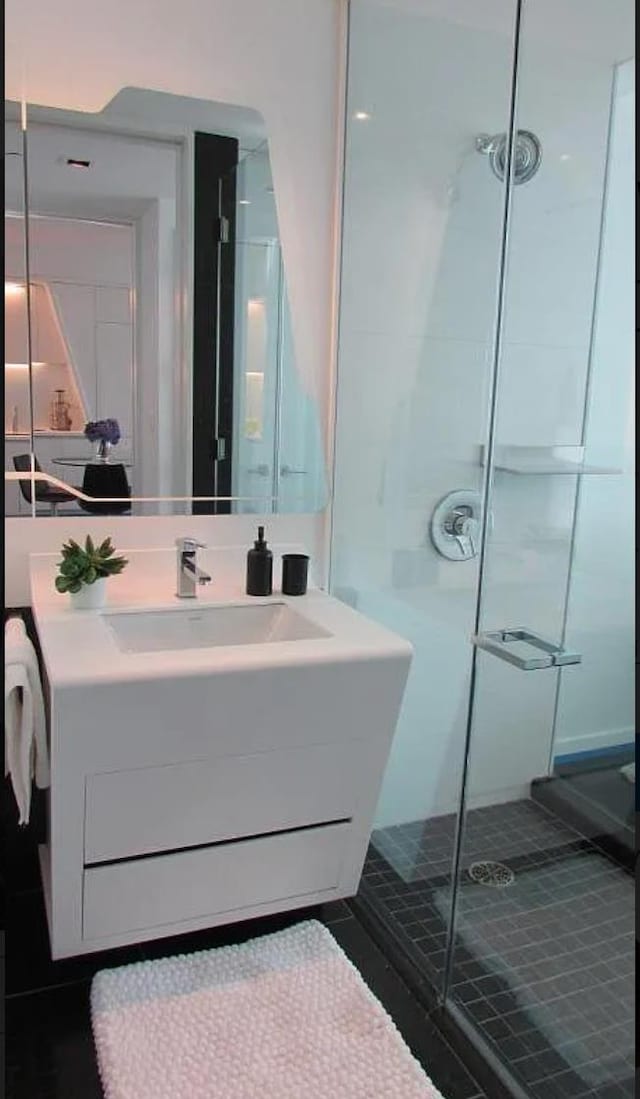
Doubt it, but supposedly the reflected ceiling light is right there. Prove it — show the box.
[353,110,371,121]
[238,199,251,205]
[5,282,25,296]
[560,153,571,161]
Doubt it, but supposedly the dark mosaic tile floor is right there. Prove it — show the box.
[373,798,576,884]
[360,798,635,1099]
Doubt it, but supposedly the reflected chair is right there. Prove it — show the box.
[79,462,132,515]
[13,454,79,516]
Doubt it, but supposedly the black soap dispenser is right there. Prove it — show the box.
[246,526,273,596]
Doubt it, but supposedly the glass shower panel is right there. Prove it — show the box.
[331,0,518,989]
[548,59,635,864]
[232,239,282,511]
[232,146,282,512]
[446,3,635,1097]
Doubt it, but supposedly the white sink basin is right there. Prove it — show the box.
[104,602,332,653]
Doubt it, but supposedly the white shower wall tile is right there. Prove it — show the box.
[496,343,588,446]
[500,199,603,351]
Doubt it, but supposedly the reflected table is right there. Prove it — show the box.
[52,457,133,468]
[52,456,132,514]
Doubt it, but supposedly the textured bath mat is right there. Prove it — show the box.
[91,919,443,1098]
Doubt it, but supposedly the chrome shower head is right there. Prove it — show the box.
[476,129,542,184]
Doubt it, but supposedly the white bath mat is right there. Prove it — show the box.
[91,919,443,1099]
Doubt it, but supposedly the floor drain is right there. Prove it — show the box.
[468,860,515,887]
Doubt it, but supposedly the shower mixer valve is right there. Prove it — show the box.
[445,506,479,557]
[430,489,484,562]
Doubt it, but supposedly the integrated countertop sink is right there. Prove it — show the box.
[28,545,413,686]
[104,602,332,653]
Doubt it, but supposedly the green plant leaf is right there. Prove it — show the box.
[57,534,126,590]
[105,556,128,574]
[60,558,82,578]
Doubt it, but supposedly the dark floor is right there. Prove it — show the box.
[362,798,635,1099]
[4,832,488,1098]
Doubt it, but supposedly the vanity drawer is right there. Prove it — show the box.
[84,741,367,863]
[83,820,349,939]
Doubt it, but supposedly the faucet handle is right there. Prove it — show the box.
[176,536,207,552]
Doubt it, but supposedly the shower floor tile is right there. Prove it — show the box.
[373,798,577,884]
[359,798,634,1099]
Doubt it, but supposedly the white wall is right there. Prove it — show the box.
[553,60,635,760]
[4,512,325,607]
[332,0,633,826]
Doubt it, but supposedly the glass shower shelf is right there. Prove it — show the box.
[481,446,621,475]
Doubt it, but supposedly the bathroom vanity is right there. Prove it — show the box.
[30,547,412,958]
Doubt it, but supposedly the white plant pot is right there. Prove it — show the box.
[69,577,108,610]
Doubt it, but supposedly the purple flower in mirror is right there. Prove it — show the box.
[84,419,121,445]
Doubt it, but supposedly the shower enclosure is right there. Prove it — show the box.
[330,1,634,1096]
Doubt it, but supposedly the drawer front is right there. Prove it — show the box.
[84,742,366,863]
[83,820,349,940]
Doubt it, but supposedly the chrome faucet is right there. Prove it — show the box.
[176,537,212,598]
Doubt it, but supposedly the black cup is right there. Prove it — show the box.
[281,553,309,596]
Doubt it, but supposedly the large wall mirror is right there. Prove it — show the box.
[4,90,329,517]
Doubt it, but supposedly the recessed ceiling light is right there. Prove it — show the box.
[353,111,371,121]
[66,157,92,169]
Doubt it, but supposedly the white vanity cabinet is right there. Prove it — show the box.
[31,551,412,959]
[42,659,407,958]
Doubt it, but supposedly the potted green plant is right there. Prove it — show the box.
[54,535,128,609]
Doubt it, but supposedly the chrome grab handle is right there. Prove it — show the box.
[472,627,582,671]
[280,465,307,477]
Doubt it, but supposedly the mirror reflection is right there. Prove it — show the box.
[4,91,328,517]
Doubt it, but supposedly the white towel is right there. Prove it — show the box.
[4,615,50,825]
